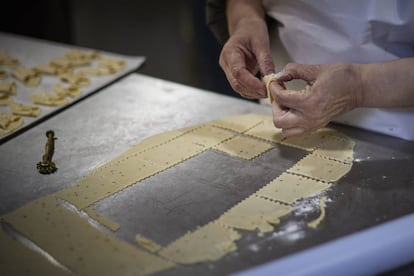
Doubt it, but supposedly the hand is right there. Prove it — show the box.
[219,18,274,99]
[269,63,362,137]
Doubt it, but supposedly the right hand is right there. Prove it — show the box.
[269,62,361,137]
[219,18,274,99]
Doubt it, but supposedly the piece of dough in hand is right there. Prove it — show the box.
[262,73,279,103]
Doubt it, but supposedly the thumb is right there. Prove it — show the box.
[272,84,306,109]
[277,63,321,83]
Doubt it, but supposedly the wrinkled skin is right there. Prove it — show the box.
[219,18,274,99]
[269,63,362,137]
[220,1,414,138]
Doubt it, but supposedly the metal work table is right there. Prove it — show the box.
[1,73,414,275]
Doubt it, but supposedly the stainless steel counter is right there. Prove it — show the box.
[1,73,414,275]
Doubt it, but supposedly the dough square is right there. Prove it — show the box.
[213,135,273,160]
[211,113,269,133]
[313,136,355,163]
[245,119,284,143]
[218,195,292,234]
[179,125,235,148]
[138,138,204,167]
[159,222,240,264]
[130,129,188,154]
[281,128,337,151]
[287,154,352,182]
[256,173,330,204]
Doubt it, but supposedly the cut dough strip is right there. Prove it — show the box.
[308,196,328,229]
[135,234,162,253]
[83,207,120,232]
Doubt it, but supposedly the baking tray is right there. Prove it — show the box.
[0,32,145,143]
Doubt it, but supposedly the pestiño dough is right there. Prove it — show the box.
[135,234,162,253]
[0,227,71,276]
[9,101,41,117]
[262,73,278,103]
[2,195,174,275]
[0,112,23,136]
[1,114,354,273]
[217,195,292,234]
[308,196,328,229]
[0,49,125,136]
[159,222,240,264]
[256,173,330,204]
[213,135,274,160]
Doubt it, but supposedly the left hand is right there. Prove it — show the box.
[269,62,362,137]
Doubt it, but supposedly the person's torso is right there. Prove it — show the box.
[263,0,414,64]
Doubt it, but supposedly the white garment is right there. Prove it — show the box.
[263,0,414,140]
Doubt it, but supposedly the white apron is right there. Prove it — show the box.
[263,0,414,140]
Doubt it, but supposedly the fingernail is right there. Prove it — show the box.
[274,71,285,79]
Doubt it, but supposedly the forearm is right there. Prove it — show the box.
[358,57,414,107]
[226,0,266,35]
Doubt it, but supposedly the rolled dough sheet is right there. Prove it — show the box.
[137,129,188,148]
[218,195,292,234]
[137,137,205,166]
[0,227,71,276]
[55,157,164,209]
[114,127,193,161]
[256,172,330,204]
[2,195,174,276]
[1,113,355,273]
[213,135,274,160]
[159,222,240,264]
